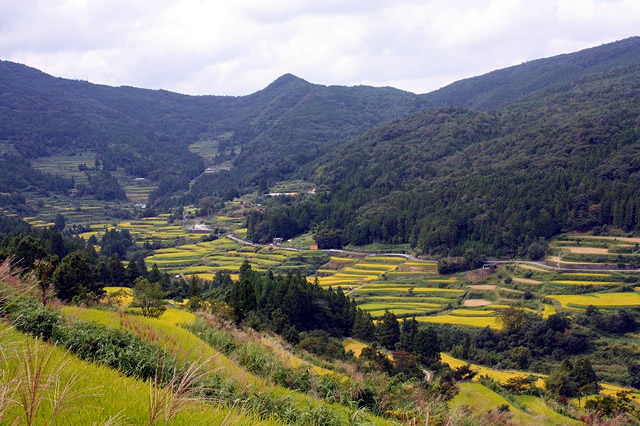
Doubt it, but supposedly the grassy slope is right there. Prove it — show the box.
[60,307,392,425]
[0,326,275,425]
[452,382,579,426]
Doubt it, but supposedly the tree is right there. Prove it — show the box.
[52,251,101,302]
[352,309,376,341]
[34,258,54,305]
[497,306,529,333]
[413,327,440,365]
[573,357,599,394]
[54,213,66,232]
[107,254,126,285]
[149,263,162,283]
[546,359,577,398]
[125,259,140,285]
[376,310,400,349]
[131,277,166,318]
[451,364,478,382]
[10,235,49,271]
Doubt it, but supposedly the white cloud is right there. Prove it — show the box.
[0,0,638,95]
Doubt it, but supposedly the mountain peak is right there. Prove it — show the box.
[265,73,310,90]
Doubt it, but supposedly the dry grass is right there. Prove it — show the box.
[149,357,213,425]
[10,339,88,426]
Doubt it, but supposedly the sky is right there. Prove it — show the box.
[1,0,639,96]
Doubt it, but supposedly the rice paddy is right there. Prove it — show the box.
[550,280,618,286]
[549,292,640,309]
[415,314,500,329]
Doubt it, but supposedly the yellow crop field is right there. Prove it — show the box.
[416,315,500,329]
[441,354,545,387]
[365,256,406,263]
[489,305,537,313]
[334,273,378,280]
[551,280,617,285]
[388,271,432,276]
[315,276,360,285]
[330,256,356,262]
[216,215,238,221]
[354,263,399,270]
[450,309,496,316]
[359,302,441,311]
[542,304,556,318]
[103,286,133,305]
[343,338,369,357]
[342,267,387,274]
[550,292,640,308]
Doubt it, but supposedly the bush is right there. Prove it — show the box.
[6,297,63,341]
[233,342,280,376]
[185,320,237,354]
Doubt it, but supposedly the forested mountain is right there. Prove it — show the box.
[250,60,640,256]
[419,36,640,110]
[0,61,423,202]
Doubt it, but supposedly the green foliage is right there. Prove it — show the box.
[375,310,400,350]
[584,392,639,419]
[352,309,375,341]
[130,277,166,318]
[297,330,346,360]
[5,297,63,341]
[52,250,102,302]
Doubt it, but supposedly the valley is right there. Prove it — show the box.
[2,37,640,424]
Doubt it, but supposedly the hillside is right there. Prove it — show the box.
[420,36,640,110]
[0,61,424,206]
[249,61,640,257]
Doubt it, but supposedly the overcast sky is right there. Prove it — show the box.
[1,0,638,96]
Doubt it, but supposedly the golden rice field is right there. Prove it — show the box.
[329,256,356,262]
[550,280,618,286]
[550,292,640,309]
[352,263,398,270]
[488,304,538,313]
[443,353,640,404]
[404,261,437,266]
[365,256,406,263]
[343,338,368,357]
[441,354,545,387]
[449,309,496,316]
[416,314,500,329]
[359,302,441,311]
[542,304,556,318]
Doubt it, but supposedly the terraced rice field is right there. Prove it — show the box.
[549,292,640,309]
[358,301,441,317]
[416,314,500,329]
[314,255,408,289]
[143,237,302,275]
[550,280,618,286]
